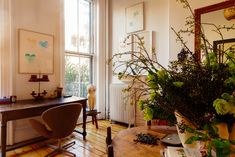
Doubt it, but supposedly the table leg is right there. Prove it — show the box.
[1,119,7,157]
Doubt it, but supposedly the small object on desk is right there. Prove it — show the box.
[63,95,72,98]
[161,133,181,146]
[133,133,159,145]
[56,87,63,98]
[29,73,49,100]
[0,97,11,104]
[10,96,17,103]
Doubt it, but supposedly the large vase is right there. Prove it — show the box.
[174,111,199,148]
[215,123,234,157]
[230,123,235,151]
[215,123,229,140]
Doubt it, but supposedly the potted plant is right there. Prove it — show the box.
[109,0,235,156]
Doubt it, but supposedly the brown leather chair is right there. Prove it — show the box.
[29,103,82,157]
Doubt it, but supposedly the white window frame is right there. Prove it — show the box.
[64,0,95,96]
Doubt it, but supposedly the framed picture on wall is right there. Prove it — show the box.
[18,29,54,74]
[133,31,155,60]
[213,38,235,61]
[126,2,144,34]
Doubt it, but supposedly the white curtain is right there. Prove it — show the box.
[0,0,13,146]
[94,0,108,119]
[0,0,13,97]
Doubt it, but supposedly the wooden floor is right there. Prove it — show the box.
[6,120,127,157]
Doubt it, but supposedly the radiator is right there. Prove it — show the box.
[109,84,134,125]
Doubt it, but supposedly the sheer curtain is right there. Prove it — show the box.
[0,0,13,97]
[0,0,13,145]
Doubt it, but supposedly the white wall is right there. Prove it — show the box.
[169,0,223,61]
[110,0,225,70]
[202,9,235,45]
[11,0,62,143]
[110,0,169,84]
[12,0,61,100]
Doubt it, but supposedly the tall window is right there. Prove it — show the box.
[64,0,93,97]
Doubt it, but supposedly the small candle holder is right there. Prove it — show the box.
[30,90,47,100]
[29,73,49,100]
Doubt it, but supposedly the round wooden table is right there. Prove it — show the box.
[112,126,177,157]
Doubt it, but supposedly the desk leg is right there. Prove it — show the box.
[74,100,87,140]
[82,102,87,140]
[1,119,7,157]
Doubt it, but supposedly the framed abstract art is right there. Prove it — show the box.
[126,2,144,34]
[18,29,54,74]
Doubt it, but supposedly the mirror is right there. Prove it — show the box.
[194,0,235,60]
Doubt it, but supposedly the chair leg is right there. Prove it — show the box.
[62,149,76,157]
[94,115,98,129]
[92,116,94,124]
[106,127,112,146]
[47,144,58,150]
[45,140,76,157]
[45,148,61,157]
[107,145,114,157]
[62,141,75,149]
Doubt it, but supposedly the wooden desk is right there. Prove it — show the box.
[112,126,177,157]
[0,96,87,157]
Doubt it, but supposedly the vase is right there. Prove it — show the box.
[215,123,229,140]
[174,111,199,148]
[230,123,235,150]
[214,123,231,157]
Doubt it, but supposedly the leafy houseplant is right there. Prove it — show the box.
[109,0,235,156]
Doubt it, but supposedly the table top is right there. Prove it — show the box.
[112,126,177,157]
[0,96,87,113]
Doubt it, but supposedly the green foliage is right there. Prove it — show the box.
[109,0,235,135]
[64,56,90,97]
[213,93,235,117]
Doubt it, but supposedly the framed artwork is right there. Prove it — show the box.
[133,31,155,60]
[213,38,235,61]
[18,29,54,74]
[117,31,155,75]
[213,38,235,53]
[118,34,133,59]
[118,31,155,62]
[126,2,144,34]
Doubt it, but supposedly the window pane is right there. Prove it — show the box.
[64,55,91,97]
[79,0,91,53]
[64,0,78,52]
[64,0,92,53]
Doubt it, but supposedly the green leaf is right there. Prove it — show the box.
[185,136,201,144]
[143,107,154,121]
[138,100,144,111]
[173,81,184,87]
[212,139,230,148]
